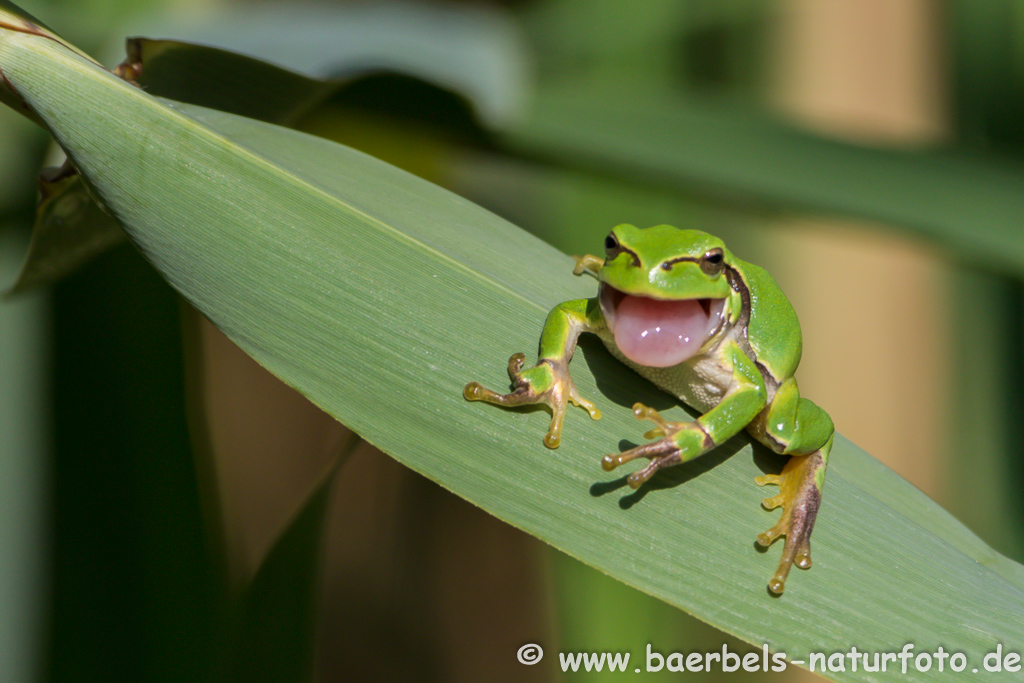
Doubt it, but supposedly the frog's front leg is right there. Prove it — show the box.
[752,376,834,594]
[464,298,603,448]
[602,341,766,488]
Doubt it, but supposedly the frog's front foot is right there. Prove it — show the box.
[755,451,826,595]
[601,403,711,489]
[572,254,604,276]
[464,353,600,449]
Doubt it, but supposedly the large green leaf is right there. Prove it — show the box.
[4,14,1024,682]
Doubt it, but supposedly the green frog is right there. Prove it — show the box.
[464,224,834,594]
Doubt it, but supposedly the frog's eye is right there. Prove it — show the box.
[604,232,622,259]
[700,248,725,275]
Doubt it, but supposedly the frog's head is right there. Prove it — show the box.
[598,224,733,367]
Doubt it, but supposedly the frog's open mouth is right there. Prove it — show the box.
[600,285,726,368]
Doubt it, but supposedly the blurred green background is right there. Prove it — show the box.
[2,0,1024,681]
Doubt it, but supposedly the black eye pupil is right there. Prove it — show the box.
[605,234,618,251]
[706,252,722,263]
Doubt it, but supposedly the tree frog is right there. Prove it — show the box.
[464,224,834,594]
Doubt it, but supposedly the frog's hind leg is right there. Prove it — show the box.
[754,377,834,595]
[756,439,831,594]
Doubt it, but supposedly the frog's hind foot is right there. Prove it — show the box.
[755,449,828,595]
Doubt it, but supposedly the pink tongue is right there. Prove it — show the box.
[612,295,708,367]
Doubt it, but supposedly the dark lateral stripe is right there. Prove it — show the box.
[619,246,642,267]
[724,266,778,399]
[659,256,699,270]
